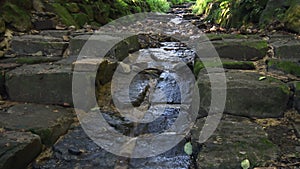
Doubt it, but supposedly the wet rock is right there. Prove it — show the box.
[198,70,290,118]
[34,125,191,169]
[271,40,300,61]
[212,39,268,61]
[0,131,42,169]
[0,103,74,145]
[33,126,119,169]
[5,64,73,105]
[191,115,279,169]
[11,35,68,57]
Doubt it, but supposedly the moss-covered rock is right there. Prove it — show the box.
[0,18,5,33]
[212,39,268,61]
[268,59,300,77]
[72,13,89,27]
[65,2,80,13]
[284,5,300,34]
[1,2,32,32]
[194,59,255,77]
[51,3,78,28]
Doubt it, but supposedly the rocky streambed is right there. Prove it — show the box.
[0,3,300,169]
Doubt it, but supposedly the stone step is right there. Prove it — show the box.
[69,33,140,61]
[0,103,74,146]
[5,64,73,105]
[267,58,300,77]
[211,39,268,61]
[11,35,68,57]
[270,38,300,61]
[198,70,290,118]
[0,131,42,169]
[191,115,279,168]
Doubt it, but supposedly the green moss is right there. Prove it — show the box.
[207,34,249,40]
[79,4,94,20]
[51,3,78,28]
[264,75,290,94]
[284,5,300,34]
[73,13,89,27]
[146,0,170,12]
[245,40,268,50]
[1,2,32,32]
[194,59,255,76]
[268,59,300,77]
[15,57,58,64]
[294,82,300,91]
[0,18,5,33]
[259,138,276,149]
[65,3,80,13]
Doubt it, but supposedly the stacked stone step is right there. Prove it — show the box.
[1,29,300,169]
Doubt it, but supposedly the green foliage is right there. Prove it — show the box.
[170,0,193,5]
[193,0,212,15]
[1,2,32,32]
[146,0,170,12]
[51,3,79,27]
[193,0,268,28]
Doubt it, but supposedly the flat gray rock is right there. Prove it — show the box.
[0,103,74,145]
[11,35,68,57]
[191,115,279,169]
[0,131,42,169]
[198,70,290,118]
[5,64,73,105]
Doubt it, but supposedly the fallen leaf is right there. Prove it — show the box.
[184,142,193,155]
[259,76,266,81]
[241,159,250,169]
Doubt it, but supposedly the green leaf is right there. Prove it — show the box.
[241,159,250,169]
[184,142,193,155]
[259,76,266,81]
